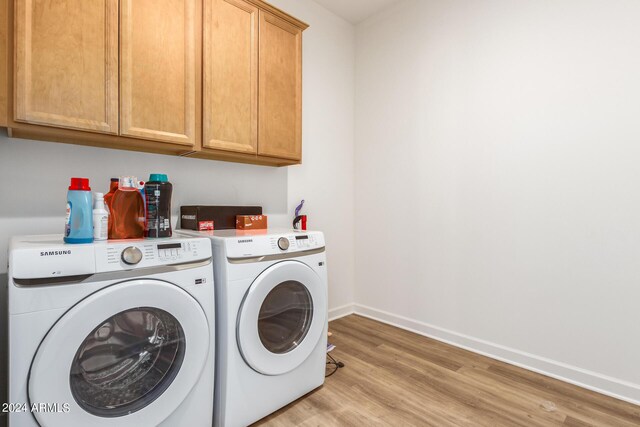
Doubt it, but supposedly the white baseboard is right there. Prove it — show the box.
[328,303,355,321]
[353,304,640,406]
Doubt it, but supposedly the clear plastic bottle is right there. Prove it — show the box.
[109,176,145,239]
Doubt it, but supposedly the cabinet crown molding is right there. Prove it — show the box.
[246,0,309,30]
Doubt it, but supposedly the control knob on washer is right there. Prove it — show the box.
[121,246,143,265]
[278,237,290,251]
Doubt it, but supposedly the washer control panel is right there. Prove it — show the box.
[96,238,210,272]
[8,235,212,280]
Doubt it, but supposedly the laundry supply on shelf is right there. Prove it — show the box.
[64,177,94,244]
[145,174,173,238]
[93,192,109,241]
[109,176,145,239]
[236,214,268,230]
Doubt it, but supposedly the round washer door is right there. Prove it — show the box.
[237,261,327,376]
[29,279,210,427]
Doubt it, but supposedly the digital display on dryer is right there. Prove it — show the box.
[295,235,309,240]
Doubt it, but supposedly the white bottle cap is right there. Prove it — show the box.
[94,192,107,210]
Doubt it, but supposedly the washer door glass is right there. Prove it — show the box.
[258,281,313,354]
[69,307,185,417]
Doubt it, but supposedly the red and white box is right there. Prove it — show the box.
[198,220,214,231]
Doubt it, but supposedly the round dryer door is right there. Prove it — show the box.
[237,261,327,375]
[28,279,210,427]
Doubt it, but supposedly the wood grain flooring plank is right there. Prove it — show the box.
[486,364,640,425]
[346,315,491,368]
[563,416,596,427]
[254,315,639,427]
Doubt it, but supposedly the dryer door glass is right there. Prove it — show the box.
[258,280,313,354]
[69,307,185,417]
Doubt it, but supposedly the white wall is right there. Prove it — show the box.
[270,0,356,311]
[0,0,355,311]
[355,0,640,403]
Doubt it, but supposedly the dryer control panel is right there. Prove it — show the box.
[224,230,325,259]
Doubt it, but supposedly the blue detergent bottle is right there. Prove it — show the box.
[64,177,94,244]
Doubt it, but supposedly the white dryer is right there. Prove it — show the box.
[177,229,328,427]
[8,235,215,427]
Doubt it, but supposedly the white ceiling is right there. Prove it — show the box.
[314,0,404,24]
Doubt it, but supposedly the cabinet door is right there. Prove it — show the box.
[258,11,302,161]
[120,0,198,146]
[0,0,7,127]
[203,0,258,153]
[14,0,118,133]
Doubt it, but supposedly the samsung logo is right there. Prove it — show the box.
[40,250,71,257]
[238,239,253,244]
[182,215,197,220]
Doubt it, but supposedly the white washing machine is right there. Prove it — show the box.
[7,235,216,427]
[177,228,328,427]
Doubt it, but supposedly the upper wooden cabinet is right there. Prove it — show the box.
[0,0,8,127]
[4,0,308,166]
[14,0,118,133]
[203,0,258,154]
[202,2,306,162]
[258,11,303,161]
[120,0,199,147]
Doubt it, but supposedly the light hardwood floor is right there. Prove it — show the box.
[255,315,640,426]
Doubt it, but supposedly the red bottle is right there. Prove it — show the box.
[109,176,145,239]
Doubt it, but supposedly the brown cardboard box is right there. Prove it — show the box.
[236,215,268,230]
[180,206,262,230]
